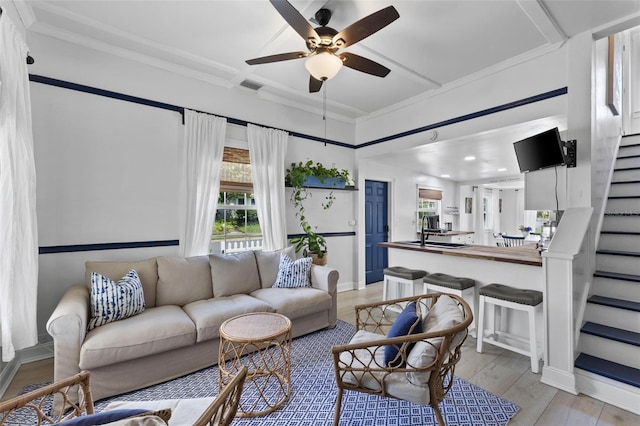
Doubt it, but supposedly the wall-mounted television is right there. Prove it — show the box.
[513,127,566,173]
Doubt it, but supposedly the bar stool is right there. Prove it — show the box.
[382,267,427,301]
[476,283,543,373]
[423,273,476,337]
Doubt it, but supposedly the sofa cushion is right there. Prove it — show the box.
[88,270,146,331]
[273,255,312,288]
[86,258,158,308]
[156,256,213,306]
[254,246,296,288]
[79,305,196,370]
[183,294,275,342]
[250,287,331,320]
[57,409,150,425]
[209,251,260,297]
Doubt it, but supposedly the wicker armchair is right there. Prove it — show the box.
[331,293,473,426]
[0,366,247,426]
[0,370,94,425]
[193,365,247,426]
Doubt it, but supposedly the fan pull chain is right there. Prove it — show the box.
[323,82,327,147]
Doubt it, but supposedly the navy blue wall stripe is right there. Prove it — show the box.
[287,232,356,239]
[29,74,350,148]
[356,87,568,148]
[39,234,356,254]
[39,240,180,254]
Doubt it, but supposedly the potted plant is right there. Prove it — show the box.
[286,160,351,264]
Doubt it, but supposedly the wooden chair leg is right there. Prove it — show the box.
[431,401,445,426]
[333,388,343,426]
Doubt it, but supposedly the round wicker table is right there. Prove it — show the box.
[218,312,292,417]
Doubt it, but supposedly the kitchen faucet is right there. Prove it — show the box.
[420,215,428,246]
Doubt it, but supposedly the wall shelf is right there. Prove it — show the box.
[286,185,358,191]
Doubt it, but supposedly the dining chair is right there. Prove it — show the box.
[502,235,526,247]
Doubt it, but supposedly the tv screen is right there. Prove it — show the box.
[513,127,566,173]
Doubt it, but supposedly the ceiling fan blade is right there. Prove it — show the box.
[270,0,320,45]
[332,6,399,48]
[340,52,390,77]
[246,51,308,65]
[309,76,323,93]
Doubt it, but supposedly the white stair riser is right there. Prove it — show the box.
[583,303,640,332]
[621,136,640,147]
[605,198,640,214]
[596,253,640,276]
[592,277,640,303]
[616,157,640,169]
[613,169,640,181]
[598,233,640,252]
[602,215,640,232]
[609,184,640,198]
[578,334,640,369]
[619,145,640,156]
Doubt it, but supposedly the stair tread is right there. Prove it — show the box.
[581,321,640,346]
[594,270,640,282]
[588,295,640,312]
[575,354,640,388]
[596,249,640,257]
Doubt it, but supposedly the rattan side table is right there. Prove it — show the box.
[218,312,292,417]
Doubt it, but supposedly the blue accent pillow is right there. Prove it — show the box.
[88,269,146,330]
[57,409,149,425]
[273,254,312,288]
[384,301,422,367]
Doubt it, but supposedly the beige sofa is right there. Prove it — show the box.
[46,249,338,401]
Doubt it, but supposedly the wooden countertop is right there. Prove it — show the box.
[380,241,542,267]
[417,230,474,236]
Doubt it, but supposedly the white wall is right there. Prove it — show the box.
[29,33,358,338]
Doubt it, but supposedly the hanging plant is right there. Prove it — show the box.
[286,160,351,261]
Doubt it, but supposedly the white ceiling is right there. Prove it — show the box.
[19,0,640,185]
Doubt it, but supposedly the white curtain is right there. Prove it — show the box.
[0,14,39,362]
[181,110,226,257]
[248,124,288,251]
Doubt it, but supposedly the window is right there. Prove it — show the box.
[417,187,442,230]
[211,147,262,254]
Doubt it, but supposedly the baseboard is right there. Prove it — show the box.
[575,368,640,415]
[337,281,356,292]
[0,342,54,399]
[540,365,578,394]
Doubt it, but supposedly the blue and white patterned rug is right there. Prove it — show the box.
[13,320,518,425]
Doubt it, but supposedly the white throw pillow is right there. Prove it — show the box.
[273,254,312,288]
[88,269,145,330]
[406,295,465,387]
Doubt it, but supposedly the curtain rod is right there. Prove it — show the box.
[0,6,35,64]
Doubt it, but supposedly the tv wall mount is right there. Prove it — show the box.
[563,140,577,168]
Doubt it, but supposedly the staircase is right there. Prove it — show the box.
[575,134,640,410]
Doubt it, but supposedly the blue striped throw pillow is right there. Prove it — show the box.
[88,269,146,330]
[273,254,312,288]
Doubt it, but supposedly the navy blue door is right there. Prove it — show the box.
[365,180,388,284]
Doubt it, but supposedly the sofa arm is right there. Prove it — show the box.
[46,284,90,383]
[310,265,339,327]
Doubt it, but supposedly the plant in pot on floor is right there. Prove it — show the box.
[286,160,351,265]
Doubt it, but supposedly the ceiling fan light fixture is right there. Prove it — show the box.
[305,52,342,81]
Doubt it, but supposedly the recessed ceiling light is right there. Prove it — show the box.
[440,174,450,178]
[497,168,507,172]
[464,155,476,161]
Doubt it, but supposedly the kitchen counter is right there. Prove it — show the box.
[416,230,475,244]
[380,241,542,267]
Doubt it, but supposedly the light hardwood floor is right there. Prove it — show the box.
[3,282,639,425]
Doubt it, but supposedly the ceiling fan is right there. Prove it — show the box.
[246,0,399,93]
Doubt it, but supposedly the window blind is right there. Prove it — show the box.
[418,188,442,200]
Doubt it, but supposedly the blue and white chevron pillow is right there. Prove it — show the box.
[273,254,312,288]
[88,269,146,330]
